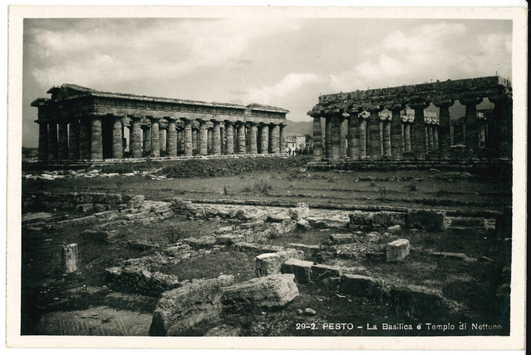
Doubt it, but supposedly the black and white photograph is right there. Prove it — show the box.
[6,4,527,350]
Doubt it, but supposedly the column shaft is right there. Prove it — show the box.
[383,121,392,158]
[225,122,234,154]
[57,122,69,160]
[198,121,208,156]
[79,118,91,160]
[312,116,323,161]
[368,111,381,159]
[38,121,49,161]
[48,121,58,160]
[130,118,143,158]
[151,119,160,157]
[330,115,341,160]
[325,116,332,159]
[359,118,367,158]
[437,103,452,159]
[236,123,246,154]
[167,120,177,157]
[461,98,482,158]
[339,117,347,158]
[411,104,429,160]
[90,115,103,160]
[270,124,280,154]
[260,124,269,154]
[248,124,258,154]
[391,109,403,160]
[68,119,80,160]
[184,120,193,156]
[112,117,123,159]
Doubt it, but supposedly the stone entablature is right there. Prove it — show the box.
[308,76,512,162]
[32,84,289,162]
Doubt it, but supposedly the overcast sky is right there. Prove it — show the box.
[23,18,512,147]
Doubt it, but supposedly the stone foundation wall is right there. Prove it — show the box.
[23,192,136,212]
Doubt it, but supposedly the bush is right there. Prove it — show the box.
[407,182,418,191]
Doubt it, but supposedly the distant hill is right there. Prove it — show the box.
[284,120,313,136]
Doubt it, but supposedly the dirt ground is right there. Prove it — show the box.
[20,162,512,336]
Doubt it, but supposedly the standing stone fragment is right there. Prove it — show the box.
[386,239,411,262]
[62,243,79,273]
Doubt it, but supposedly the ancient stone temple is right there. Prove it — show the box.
[32,84,289,162]
[308,76,512,162]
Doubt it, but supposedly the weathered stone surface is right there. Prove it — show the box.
[329,234,356,244]
[62,243,79,273]
[288,203,310,220]
[128,195,145,210]
[222,274,299,309]
[215,233,246,245]
[268,212,292,223]
[386,239,411,262]
[204,325,242,337]
[216,226,234,233]
[255,249,303,277]
[389,284,446,317]
[163,244,192,259]
[75,203,94,213]
[287,243,320,256]
[349,211,374,226]
[407,209,448,231]
[150,278,224,336]
[106,265,180,296]
[311,264,341,283]
[306,215,350,228]
[387,225,402,234]
[182,235,217,248]
[296,219,311,230]
[339,274,385,298]
[372,211,407,227]
[282,259,314,284]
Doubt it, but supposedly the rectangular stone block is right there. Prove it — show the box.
[386,239,411,262]
[329,234,356,244]
[281,258,314,284]
[406,209,448,231]
[255,249,303,277]
[372,211,407,227]
[339,274,385,298]
[311,264,341,283]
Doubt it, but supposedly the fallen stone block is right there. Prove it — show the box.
[349,211,374,226]
[296,219,311,231]
[255,249,303,277]
[287,243,320,256]
[311,264,341,283]
[281,259,314,284]
[163,244,192,259]
[128,195,145,210]
[288,203,310,221]
[339,274,385,298]
[222,274,299,309]
[215,233,246,245]
[387,225,402,234]
[239,220,264,230]
[216,226,234,234]
[268,212,292,223]
[182,235,217,248]
[386,239,411,262]
[150,278,224,336]
[372,211,407,227]
[407,209,448,231]
[329,234,356,244]
[105,265,180,296]
[389,284,446,318]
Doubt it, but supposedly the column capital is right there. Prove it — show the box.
[408,101,430,110]
[459,97,482,106]
[165,116,178,122]
[358,110,370,120]
[433,98,455,108]
[488,93,512,104]
[385,103,407,112]
[366,105,383,113]
[307,110,322,118]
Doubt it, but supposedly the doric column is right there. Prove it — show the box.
[47,121,58,161]
[460,97,483,158]
[198,119,208,156]
[259,123,269,154]
[143,125,152,154]
[434,99,454,159]
[192,128,198,154]
[57,121,69,160]
[433,124,439,151]
[111,116,123,159]
[150,117,161,157]
[166,118,177,157]
[270,123,280,154]
[477,113,487,149]
[489,94,512,159]
[78,118,91,160]
[387,104,406,160]
[379,111,392,159]
[225,121,234,154]
[207,127,213,155]
[236,121,246,154]
[310,114,323,161]
[160,126,167,155]
[68,118,79,160]
[428,125,434,151]
[247,122,258,154]
[323,116,332,159]
[182,119,193,156]
[129,116,143,158]
[409,101,430,160]
[339,113,348,158]
[358,110,370,158]
[37,120,49,161]
[209,120,220,155]
[367,106,383,160]
[90,114,103,161]
[279,123,287,154]
[347,110,359,160]
[330,112,341,160]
